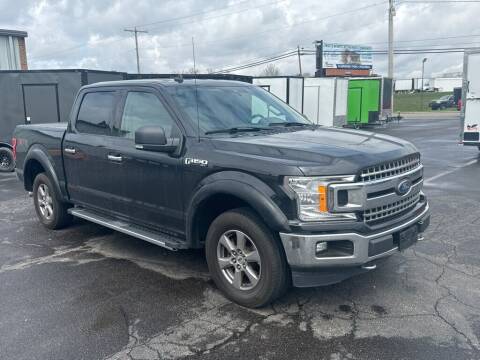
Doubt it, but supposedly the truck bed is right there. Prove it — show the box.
[13,122,67,191]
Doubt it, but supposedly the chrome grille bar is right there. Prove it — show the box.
[360,155,421,182]
[363,191,421,223]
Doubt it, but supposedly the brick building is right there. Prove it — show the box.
[0,29,28,70]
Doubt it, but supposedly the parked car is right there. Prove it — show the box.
[13,79,430,307]
[0,142,15,172]
[429,94,455,110]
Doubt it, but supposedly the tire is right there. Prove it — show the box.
[33,173,72,230]
[0,147,15,172]
[205,208,289,308]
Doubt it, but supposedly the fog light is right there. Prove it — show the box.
[316,241,328,254]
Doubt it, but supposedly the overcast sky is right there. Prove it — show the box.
[1,0,480,78]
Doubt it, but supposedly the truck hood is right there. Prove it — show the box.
[210,127,418,176]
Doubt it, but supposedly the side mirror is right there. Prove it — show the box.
[135,126,179,153]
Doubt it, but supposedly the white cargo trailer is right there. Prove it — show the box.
[253,77,303,113]
[253,76,348,127]
[461,50,480,148]
[394,79,413,92]
[303,77,348,127]
[431,77,462,92]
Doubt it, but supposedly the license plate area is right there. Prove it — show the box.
[395,225,418,251]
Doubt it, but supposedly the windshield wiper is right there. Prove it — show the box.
[205,126,270,135]
[268,122,311,127]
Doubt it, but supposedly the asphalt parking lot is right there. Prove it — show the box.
[1,116,479,360]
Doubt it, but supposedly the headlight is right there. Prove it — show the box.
[286,176,357,222]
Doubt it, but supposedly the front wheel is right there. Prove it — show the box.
[33,173,72,230]
[0,147,15,172]
[205,208,289,308]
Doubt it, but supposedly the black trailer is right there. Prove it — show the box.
[0,69,252,171]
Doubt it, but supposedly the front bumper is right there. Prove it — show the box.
[279,202,430,287]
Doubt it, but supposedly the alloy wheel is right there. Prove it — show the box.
[216,230,262,291]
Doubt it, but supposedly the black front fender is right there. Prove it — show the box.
[186,171,290,246]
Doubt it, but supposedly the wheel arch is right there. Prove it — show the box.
[0,142,13,150]
[186,171,290,248]
[23,146,63,198]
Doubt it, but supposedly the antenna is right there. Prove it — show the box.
[192,37,200,142]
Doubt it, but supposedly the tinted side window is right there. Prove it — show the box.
[76,92,115,135]
[116,92,177,139]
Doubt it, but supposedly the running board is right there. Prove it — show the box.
[69,208,186,251]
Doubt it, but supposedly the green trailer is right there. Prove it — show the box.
[347,77,393,127]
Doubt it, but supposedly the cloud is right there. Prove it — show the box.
[1,0,479,78]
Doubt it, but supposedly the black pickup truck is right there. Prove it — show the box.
[13,79,430,307]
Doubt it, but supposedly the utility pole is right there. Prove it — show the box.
[388,0,395,112]
[421,57,427,111]
[297,45,302,76]
[124,27,148,74]
[388,0,395,79]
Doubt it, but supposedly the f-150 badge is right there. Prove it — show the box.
[185,158,208,167]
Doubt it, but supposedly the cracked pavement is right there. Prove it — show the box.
[1,116,479,360]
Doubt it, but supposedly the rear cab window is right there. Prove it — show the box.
[75,91,116,135]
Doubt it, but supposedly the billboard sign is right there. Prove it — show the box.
[321,43,373,70]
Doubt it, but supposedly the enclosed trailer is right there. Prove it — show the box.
[461,50,480,148]
[394,78,414,92]
[346,77,393,126]
[253,76,348,127]
[431,77,462,92]
[0,69,126,145]
[252,76,303,113]
[302,77,348,126]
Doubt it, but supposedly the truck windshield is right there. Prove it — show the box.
[166,85,311,135]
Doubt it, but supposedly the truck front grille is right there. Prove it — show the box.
[360,154,421,182]
[363,190,421,224]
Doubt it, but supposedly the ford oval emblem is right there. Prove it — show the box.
[396,179,412,196]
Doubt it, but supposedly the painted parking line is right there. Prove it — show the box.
[424,159,478,186]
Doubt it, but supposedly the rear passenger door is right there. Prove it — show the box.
[107,88,185,235]
[63,89,125,213]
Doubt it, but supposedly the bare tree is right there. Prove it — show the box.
[260,64,281,76]
[183,67,199,74]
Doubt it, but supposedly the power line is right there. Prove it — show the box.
[130,0,254,28]
[139,0,286,31]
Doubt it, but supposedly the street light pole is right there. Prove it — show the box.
[421,57,427,111]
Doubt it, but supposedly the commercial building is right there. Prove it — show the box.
[0,29,28,70]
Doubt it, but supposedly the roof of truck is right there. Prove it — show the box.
[83,79,251,89]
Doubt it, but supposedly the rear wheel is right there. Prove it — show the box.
[33,173,72,229]
[0,147,15,172]
[205,208,289,308]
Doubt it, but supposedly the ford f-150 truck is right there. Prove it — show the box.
[13,79,430,308]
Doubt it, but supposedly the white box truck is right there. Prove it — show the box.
[461,50,480,149]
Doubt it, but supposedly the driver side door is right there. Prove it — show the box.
[107,88,185,236]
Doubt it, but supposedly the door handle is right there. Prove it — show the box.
[108,154,123,162]
[64,147,76,154]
